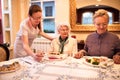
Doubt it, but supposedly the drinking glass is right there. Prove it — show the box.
[98,61,110,80]
[98,67,107,80]
[62,52,77,79]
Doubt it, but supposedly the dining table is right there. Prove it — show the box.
[0,55,120,80]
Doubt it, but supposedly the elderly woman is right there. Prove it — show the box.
[49,23,78,56]
[74,9,120,64]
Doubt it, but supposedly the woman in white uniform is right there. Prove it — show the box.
[14,5,53,61]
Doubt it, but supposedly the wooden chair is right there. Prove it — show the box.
[0,44,10,62]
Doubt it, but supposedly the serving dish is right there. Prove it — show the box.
[83,56,114,68]
[0,60,21,73]
[47,53,68,61]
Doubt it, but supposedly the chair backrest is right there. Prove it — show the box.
[0,44,10,62]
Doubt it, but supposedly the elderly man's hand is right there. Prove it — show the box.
[113,54,120,64]
[74,50,86,59]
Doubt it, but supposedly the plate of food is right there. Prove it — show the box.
[49,52,60,55]
[0,60,21,74]
[48,53,68,61]
[83,56,113,68]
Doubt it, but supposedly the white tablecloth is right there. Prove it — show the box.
[0,56,120,80]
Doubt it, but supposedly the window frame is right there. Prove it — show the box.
[31,0,56,38]
[82,12,93,24]
[81,11,113,24]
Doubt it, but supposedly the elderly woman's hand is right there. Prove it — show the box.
[113,54,120,64]
[74,50,87,59]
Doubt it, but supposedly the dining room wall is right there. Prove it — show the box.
[76,0,120,11]
[1,0,120,44]
[70,0,120,41]
[0,0,3,43]
[9,0,70,44]
[55,0,70,25]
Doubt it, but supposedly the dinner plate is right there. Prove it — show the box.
[48,56,62,61]
[0,66,21,74]
[83,56,114,68]
[47,54,67,61]
[0,60,21,74]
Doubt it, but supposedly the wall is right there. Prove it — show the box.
[12,0,21,44]
[11,0,70,43]
[0,0,3,43]
[55,0,70,33]
[55,0,69,24]
[2,0,120,43]
[76,0,120,11]
[11,0,29,44]
[71,0,120,41]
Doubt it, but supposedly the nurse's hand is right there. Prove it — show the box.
[33,52,45,62]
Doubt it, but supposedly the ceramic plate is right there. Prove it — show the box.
[83,56,113,68]
[48,54,67,61]
[0,60,21,74]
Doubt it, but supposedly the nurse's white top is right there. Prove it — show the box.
[14,18,39,57]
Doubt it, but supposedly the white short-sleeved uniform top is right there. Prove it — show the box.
[14,18,39,57]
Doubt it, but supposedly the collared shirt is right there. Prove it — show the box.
[84,31,120,58]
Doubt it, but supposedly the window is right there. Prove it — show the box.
[82,11,113,24]
[108,12,113,24]
[31,1,41,6]
[82,12,93,24]
[43,19,55,33]
[45,6,53,17]
[31,0,55,34]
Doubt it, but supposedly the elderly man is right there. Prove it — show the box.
[74,9,120,64]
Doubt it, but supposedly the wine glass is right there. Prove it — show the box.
[67,52,79,79]
[98,61,109,80]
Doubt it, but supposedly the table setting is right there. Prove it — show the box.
[0,54,120,80]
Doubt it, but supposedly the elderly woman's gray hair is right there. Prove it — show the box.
[57,23,71,31]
